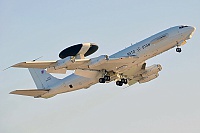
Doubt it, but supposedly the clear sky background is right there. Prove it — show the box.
[1,0,200,133]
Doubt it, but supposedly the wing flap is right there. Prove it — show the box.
[128,79,138,86]
[12,61,57,69]
[75,69,100,78]
[10,89,49,97]
[47,68,67,74]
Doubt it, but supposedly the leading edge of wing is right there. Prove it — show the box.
[86,55,139,72]
[12,61,57,69]
[106,55,139,64]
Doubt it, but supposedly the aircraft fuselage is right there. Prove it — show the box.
[40,25,195,98]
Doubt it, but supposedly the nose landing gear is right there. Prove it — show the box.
[176,47,182,53]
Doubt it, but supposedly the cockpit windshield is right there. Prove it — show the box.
[179,25,189,29]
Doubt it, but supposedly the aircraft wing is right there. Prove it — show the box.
[73,55,140,79]
[107,56,139,64]
[12,59,90,70]
[87,55,139,72]
[11,55,138,74]
[10,89,49,97]
[12,61,57,69]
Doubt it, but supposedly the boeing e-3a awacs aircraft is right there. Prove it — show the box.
[10,25,196,98]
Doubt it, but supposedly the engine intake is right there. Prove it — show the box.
[89,55,108,69]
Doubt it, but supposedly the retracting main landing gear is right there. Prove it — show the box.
[99,78,105,83]
[104,75,111,81]
[99,71,128,86]
[116,81,123,86]
[175,41,183,53]
[99,75,111,83]
[116,78,128,86]
[121,78,128,84]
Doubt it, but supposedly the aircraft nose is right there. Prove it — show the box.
[190,26,196,32]
[188,26,196,39]
[183,26,195,40]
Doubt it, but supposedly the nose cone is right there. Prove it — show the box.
[187,26,196,39]
[190,26,196,32]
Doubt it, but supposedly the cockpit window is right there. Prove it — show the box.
[179,26,189,29]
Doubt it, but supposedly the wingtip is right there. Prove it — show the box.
[2,64,21,71]
[11,62,26,68]
[9,90,17,94]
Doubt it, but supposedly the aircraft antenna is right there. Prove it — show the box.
[32,56,43,62]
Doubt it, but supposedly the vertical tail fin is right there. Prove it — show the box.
[28,68,59,89]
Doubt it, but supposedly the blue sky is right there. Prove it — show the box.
[1,0,200,133]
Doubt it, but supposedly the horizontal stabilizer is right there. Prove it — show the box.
[12,61,57,69]
[10,89,49,97]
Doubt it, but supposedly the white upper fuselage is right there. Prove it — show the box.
[41,25,195,98]
[110,25,195,60]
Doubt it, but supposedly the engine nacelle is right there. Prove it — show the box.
[54,56,74,70]
[139,73,159,84]
[89,55,108,69]
[142,64,162,77]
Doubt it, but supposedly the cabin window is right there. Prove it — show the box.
[69,84,73,88]
[150,33,168,44]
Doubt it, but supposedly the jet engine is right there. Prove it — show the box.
[46,56,74,73]
[137,64,162,83]
[141,64,162,77]
[139,73,159,84]
[54,56,73,70]
[88,55,108,69]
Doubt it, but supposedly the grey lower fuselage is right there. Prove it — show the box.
[41,25,195,98]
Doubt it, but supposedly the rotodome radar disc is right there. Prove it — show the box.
[59,43,98,59]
